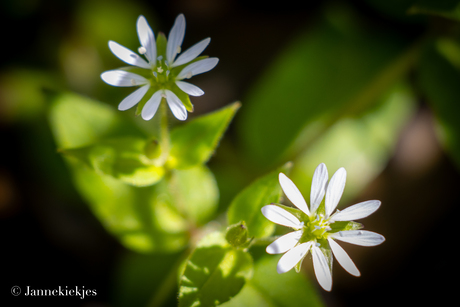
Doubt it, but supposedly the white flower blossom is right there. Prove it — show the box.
[101,14,218,121]
[261,163,385,291]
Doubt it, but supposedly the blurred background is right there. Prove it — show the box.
[1,0,460,306]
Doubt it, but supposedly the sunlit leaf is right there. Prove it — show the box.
[168,165,219,226]
[178,232,253,307]
[227,162,292,239]
[221,255,324,307]
[49,92,143,149]
[60,137,165,187]
[70,162,189,253]
[168,102,241,169]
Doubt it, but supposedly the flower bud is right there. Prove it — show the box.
[225,221,249,248]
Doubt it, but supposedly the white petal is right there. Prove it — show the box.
[175,81,204,96]
[310,163,328,214]
[261,205,302,229]
[108,41,151,69]
[328,238,360,277]
[101,70,149,87]
[277,242,312,274]
[330,230,385,247]
[164,89,187,121]
[311,245,333,291]
[167,14,186,64]
[325,167,346,217]
[266,230,302,254]
[176,58,219,80]
[172,37,210,67]
[137,15,157,63]
[141,90,163,120]
[278,173,310,216]
[118,84,150,111]
[329,200,381,222]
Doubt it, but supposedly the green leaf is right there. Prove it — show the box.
[221,255,324,307]
[167,165,219,226]
[49,92,143,149]
[168,102,241,169]
[227,162,292,239]
[61,137,165,187]
[291,83,415,204]
[417,38,460,168]
[69,160,189,253]
[237,4,414,169]
[178,232,254,307]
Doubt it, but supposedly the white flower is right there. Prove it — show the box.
[261,163,385,291]
[101,14,219,121]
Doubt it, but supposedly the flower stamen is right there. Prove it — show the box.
[138,46,147,55]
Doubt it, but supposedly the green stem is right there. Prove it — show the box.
[159,100,170,163]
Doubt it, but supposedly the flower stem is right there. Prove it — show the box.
[159,100,170,163]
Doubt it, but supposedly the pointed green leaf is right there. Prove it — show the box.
[227,162,292,238]
[49,92,143,149]
[61,137,165,187]
[221,255,324,307]
[178,232,253,307]
[168,102,241,169]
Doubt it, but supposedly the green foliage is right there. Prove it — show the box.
[227,162,292,239]
[61,137,165,187]
[112,251,183,307]
[49,92,143,149]
[291,84,415,203]
[417,38,460,168]
[237,5,411,169]
[221,255,324,307]
[167,166,219,226]
[169,102,241,169]
[49,93,227,253]
[178,232,254,307]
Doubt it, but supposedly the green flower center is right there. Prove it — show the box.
[300,214,331,242]
[151,56,172,86]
